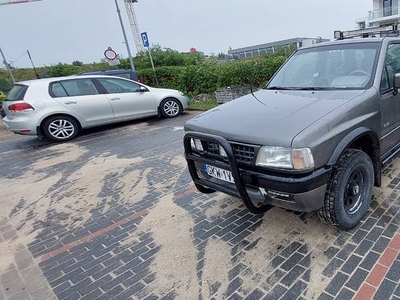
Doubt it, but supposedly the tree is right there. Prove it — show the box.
[72,60,83,66]
[0,78,12,92]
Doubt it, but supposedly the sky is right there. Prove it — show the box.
[0,0,371,68]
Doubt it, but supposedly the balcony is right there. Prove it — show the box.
[368,6,399,21]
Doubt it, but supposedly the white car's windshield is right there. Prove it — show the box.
[266,42,380,90]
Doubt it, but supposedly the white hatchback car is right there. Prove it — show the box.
[1,75,189,141]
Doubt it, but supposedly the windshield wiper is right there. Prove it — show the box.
[265,86,296,90]
[299,87,331,90]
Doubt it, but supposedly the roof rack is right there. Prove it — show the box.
[334,25,399,40]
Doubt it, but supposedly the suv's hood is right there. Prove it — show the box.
[185,89,366,147]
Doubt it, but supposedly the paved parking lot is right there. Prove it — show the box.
[0,111,400,300]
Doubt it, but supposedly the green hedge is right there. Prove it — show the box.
[0,54,287,98]
[138,55,287,96]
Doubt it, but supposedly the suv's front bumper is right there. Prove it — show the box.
[184,132,332,213]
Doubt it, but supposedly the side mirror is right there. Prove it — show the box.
[394,73,400,89]
[139,86,148,92]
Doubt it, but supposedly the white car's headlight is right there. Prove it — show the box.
[256,146,314,171]
[178,91,185,96]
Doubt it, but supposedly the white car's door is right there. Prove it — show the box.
[50,78,114,125]
[95,78,157,121]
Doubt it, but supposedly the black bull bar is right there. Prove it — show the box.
[183,131,266,214]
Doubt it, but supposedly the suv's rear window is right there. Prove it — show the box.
[6,85,28,101]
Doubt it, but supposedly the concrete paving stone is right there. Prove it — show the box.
[243,288,264,300]
[2,230,17,241]
[96,284,124,300]
[323,246,341,260]
[374,279,398,300]
[14,248,31,263]
[3,278,26,298]
[317,292,334,300]
[261,269,286,291]
[0,225,12,234]
[345,268,369,291]
[360,251,380,272]
[263,284,287,300]
[336,243,357,260]
[324,272,349,296]
[280,280,308,300]
[360,217,379,231]
[355,239,375,256]
[280,252,305,272]
[341,254,362,275]
[281,265,306,287]
[372,236,392,253]
[227,293,243,300]
[336,287,355,300]
[225,277,243,298]
[15,256,34,271]
[81,288,103,300]
[30,286,54,300]
[7,289,30,300]
[386,260,400,283]
[1,269,19,286]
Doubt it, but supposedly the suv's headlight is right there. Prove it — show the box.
[256,147,314,171]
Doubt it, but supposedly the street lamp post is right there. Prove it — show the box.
[114,0,136,72]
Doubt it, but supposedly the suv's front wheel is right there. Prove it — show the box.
[318,149,374,230]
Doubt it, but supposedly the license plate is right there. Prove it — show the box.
[204,164,234,183]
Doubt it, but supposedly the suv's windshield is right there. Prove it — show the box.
[266,42,380,90]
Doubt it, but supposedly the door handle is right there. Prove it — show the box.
[64,101,77,105]
[110,97,120,101]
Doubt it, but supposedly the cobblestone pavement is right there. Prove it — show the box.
[0,111,399,300]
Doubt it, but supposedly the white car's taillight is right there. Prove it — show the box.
[8,103,34,113]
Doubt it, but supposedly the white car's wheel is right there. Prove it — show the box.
[42,116,79,142]
[160,98,182,118]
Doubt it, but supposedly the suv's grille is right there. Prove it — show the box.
[232,144,256,163]
[199,141,257,164]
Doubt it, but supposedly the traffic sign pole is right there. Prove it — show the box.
[141,32,158,86]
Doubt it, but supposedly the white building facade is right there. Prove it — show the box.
[356,0,400,29]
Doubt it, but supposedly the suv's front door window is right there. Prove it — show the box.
[380,43,400,92]
[266,43,380,90]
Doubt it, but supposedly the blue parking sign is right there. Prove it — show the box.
[141,32,150,48]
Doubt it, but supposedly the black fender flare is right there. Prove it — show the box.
[327,127,381,186]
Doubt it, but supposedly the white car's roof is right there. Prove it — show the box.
[16,75,130,86]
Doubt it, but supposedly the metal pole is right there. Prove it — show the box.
[114,0,136,72]
[147,47,158,86]
[0,47,15,83]
[27,50,40,79]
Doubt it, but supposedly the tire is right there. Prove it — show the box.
[160,98,182,118]
[42,115,79,142]
[318,149,374,230]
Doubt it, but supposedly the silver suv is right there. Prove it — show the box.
[1,75,189,141]
[184,28,400,229]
